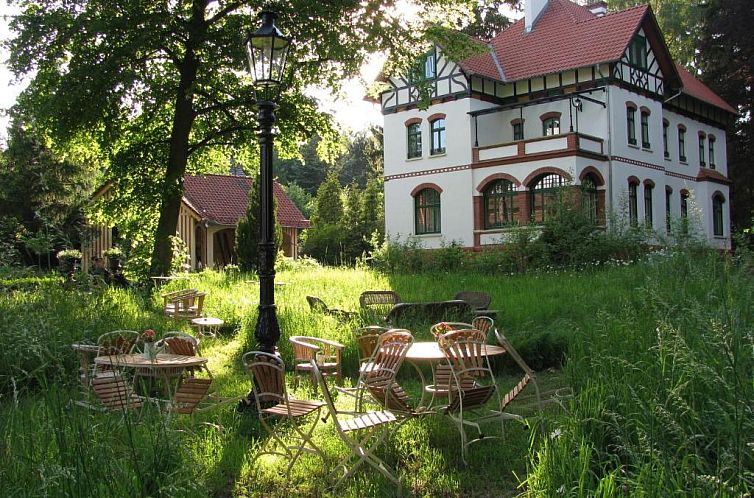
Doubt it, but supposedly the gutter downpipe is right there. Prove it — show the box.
[604,69,614,221]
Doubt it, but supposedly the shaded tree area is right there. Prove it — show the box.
[7,0,475,277]
[698,0,753,231]
[302,173,384,265]
[460,0,519,40]
[607,0,706,68]
[235,176,282,272]
[0,122,98,267]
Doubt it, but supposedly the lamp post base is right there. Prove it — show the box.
[254,303,280,354]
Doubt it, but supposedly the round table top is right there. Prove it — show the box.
[71,342,100,353]
[405,341,507,361]
[94,353,208,369]
[191,317,224,326]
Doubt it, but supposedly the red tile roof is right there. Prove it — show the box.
[454,0,734,114]
[675,64,737,114]
[182,174,309,229]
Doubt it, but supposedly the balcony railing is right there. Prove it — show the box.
[472,132,605,164]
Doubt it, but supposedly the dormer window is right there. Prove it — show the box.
[629,34,648,69]
[424,53,436,79]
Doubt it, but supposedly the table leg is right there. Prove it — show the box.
[407,359,429,409]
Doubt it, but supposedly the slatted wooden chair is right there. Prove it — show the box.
[359,290,401,322]
[289,336,345,387]
[312,361,401,491]
[335,326,389,412]
[426,322,475,408]
[306,295,357,320]
[453,291,491,312]
[93,330,139,380]
[163,289,206,321]
[494,330,572,415]
[243,351,326,475]
[91,374,143,412]
[472,316,495,343]
[438,329,527,465]
[154,331,202,380]
[362,329,433,424]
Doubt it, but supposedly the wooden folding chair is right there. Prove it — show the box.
[90,374,144,412]
[289,336,344,386]
[494,330,573,415]
[243,351,326,475]
[93,330,139,379]
[335,326,389,412]
[312,361,400,491]
[438,329,527,465]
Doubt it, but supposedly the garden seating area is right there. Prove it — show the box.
[3,255,752,497]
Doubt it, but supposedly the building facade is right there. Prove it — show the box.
[379,0,735,250]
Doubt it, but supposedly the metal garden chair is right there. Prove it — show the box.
[243,351,326,475]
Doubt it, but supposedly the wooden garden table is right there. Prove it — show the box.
[94,353,209,401]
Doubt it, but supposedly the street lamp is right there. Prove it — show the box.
[246,10,291,354]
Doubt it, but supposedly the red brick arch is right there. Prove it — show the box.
[627,176,640,186]
[404,117,422,126]
[476,173,522,193]
[539,111,561,122]
[579,166,605,187]
[411,183,443,197]
[712,190,726,201]
[643,179,655,188]
[523,167,572,188]
[428,113,446,122]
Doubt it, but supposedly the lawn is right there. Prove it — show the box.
[0,249,752,497]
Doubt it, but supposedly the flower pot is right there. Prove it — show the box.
[144,342,157,361]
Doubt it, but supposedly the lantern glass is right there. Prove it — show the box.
[246,11,290,103]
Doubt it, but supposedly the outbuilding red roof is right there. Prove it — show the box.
[454,0,734,114]
[182,174,309,229]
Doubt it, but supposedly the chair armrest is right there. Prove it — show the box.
[316,338,345,350]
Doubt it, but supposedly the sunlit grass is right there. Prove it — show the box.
[1,251,752,496]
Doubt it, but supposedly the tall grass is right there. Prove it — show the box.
[524,252,754,496]
[1,251,752,496]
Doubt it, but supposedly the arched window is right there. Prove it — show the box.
[581,175,599,222]
[542,117,560,136]
[530,173,564,223]
[626,103,637,145]
[680,190,689,234]
[678,125,687,162]
[709,135,716,169]
[628,178,639,226]
[699,132,706,167]
[713,193,725,237]
[430,119,446,155]
[406,122,422,159]
[644,181,654,228]
[483,180,518,228]
[414,188,441,234]
[665,186,672,235]
[663,119,670,158]
[640,108,651,149]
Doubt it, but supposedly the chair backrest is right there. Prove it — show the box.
[365,329,414,383]
[306,295,329,313]
[243,351,286,407]
[289,336,319,362]
[91,374,142,411]
[430,321,472,340]
[454,291,491,310]
[359,290,401,318]
[438,329,497,412]
[96,330,139,356]
[471,316,495,342]
[160,332,199,356]
[354,326,389,363]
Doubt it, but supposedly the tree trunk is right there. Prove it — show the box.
[149,0,208,277]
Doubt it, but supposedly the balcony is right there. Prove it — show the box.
[472,132,605,165]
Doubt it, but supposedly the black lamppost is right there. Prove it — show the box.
[245,10,291,354]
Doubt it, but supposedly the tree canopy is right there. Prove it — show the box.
[7,0,476,276]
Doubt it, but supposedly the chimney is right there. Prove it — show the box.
[525,0,549,32]
[587,0,608,17]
